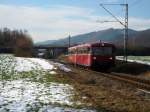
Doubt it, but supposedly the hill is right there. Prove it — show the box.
[36,28,150,48]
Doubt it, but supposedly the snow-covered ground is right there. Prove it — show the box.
[0,54,54,76]
[0,80,75,112]
[0,54,71,74]
[117,56,150,66]
[0,54,95,112]
[15,57,54,72]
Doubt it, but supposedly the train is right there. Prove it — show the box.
[68,41,116,70]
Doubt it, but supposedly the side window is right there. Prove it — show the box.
[72,49,75,54]
[75,47,91,54]
[68,49,76,54]
[78,48,82,54]
[87,47,91,54]
[83,47,90,54]
[78,47,91,54]
[68,49,71,54]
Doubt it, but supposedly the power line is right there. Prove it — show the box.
[100,4,125,26]
[99,3,128,62]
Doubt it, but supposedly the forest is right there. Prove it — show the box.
[0,28,33,57]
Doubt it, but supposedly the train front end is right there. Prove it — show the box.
[91,42,115,69]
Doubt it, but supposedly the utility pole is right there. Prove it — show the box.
[99,3,128,62]
[68,35,71,47]
[124,3,128,62]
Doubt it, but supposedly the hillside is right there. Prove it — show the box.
[36,40,57,46]
[36,28,150,48]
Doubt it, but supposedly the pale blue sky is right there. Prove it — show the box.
[0,0,149,42]
[0,0,149,18]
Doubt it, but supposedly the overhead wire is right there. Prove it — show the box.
[98,2,125,27]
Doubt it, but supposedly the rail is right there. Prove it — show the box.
[52,59,150,91]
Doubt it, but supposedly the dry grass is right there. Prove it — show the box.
[111,60,150,75]
[53,65,150,112]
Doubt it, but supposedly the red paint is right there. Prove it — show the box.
[68,41,115,68]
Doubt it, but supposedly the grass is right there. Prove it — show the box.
[0,54,92,111]
[111,60,150,75]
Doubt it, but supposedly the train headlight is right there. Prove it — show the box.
[109,57,112,60]
[93,57,96,60]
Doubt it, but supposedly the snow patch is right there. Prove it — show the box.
[49,71,57,75]
[15,57,54,72]
[117,56,150,66]
[0,54,54,73]
[53,62,71,72]
[0,80,75,112]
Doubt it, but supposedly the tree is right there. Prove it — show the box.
[0,28,33,57]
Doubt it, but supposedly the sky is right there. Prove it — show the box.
[0,0,150,42]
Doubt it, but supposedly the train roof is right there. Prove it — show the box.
[69,41,115,50]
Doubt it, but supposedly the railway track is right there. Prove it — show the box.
[52,59,150,91]
[94,71,150,91]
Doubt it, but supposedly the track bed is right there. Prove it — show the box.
[51,59,150,112]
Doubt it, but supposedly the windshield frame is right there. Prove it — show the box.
[92,47,113,56]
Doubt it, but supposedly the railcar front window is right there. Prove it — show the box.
[92,47,112,56]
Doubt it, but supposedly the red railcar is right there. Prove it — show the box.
[68,41,115,69]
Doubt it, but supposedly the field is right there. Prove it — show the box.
[0,54,95,112]
[128,56,150,62]
[1,54,150,112]
[117,56,150,65]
